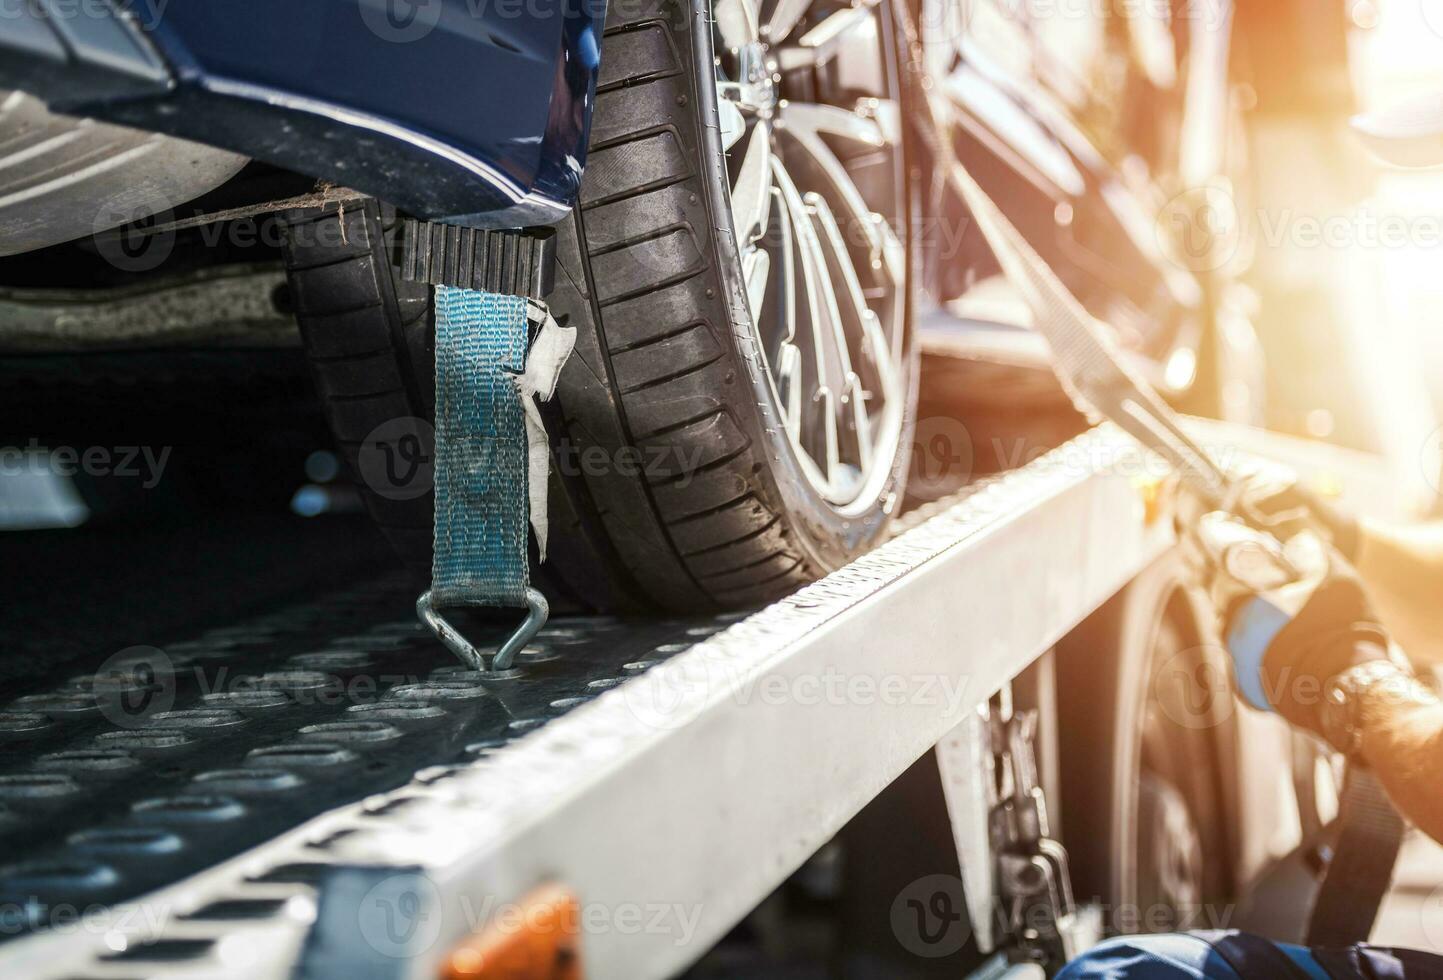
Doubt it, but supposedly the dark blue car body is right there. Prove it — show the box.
[2,0,605,227]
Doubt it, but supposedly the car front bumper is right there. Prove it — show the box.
[2,0,605,228]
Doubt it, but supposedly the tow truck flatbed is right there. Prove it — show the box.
[0,419,1402,980]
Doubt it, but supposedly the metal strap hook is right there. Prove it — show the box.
[416,588,549,673]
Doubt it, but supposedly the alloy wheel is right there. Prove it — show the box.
[713,0,909,510]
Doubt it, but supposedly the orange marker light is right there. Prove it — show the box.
[442,884,581,980]
[1131,474,1170,526]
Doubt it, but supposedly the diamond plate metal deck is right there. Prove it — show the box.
[0,426,1175,979]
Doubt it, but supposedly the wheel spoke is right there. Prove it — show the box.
[775,184,797,348]
[806,190,881,475]
[773,191,808,444]
[805,189,897,416]
[776,100,904,288]
[845,371,873,472]
[730,122,773,248]
[804,190,864,373]
[777,342,803,439]
[860,307,895,408]
[864,97,903,147]
[718,97,747,151]
[715,0,761,51]
[742,245,771,321]
[816,386,841,488]
[772,161,845,393]
[764,0,813,45]
[773,159,859,490]
[776,3,876,71]
[781,99,886,145]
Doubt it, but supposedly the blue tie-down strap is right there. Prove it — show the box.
[417,286,573,672]
[432,287,529,607]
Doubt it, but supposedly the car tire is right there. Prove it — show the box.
[281,0,919,612]
[1055,551,1233,930]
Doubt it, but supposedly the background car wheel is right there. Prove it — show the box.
[281,0,918,613]
[1055,552,1233,932]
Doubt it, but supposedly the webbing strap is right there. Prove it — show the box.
[1313,945,1443,979]
[1192,930,1313,980]
[1306,766,1406,948]
[431,286,530,608]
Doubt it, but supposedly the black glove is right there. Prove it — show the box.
[1255,558,1391,735]
[1217,518,1388,736]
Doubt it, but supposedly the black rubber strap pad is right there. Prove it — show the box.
[400,219,556,298]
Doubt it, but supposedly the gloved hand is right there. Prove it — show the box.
[1205,515,1391,736]
[1235,467,1360,562]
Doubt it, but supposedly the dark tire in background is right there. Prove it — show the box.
[281,0,918,613]
[1055,551,1234,932]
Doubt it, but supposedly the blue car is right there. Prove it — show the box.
[0,0,1247,613]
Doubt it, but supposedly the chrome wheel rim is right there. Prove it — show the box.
[713,0,907,510]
